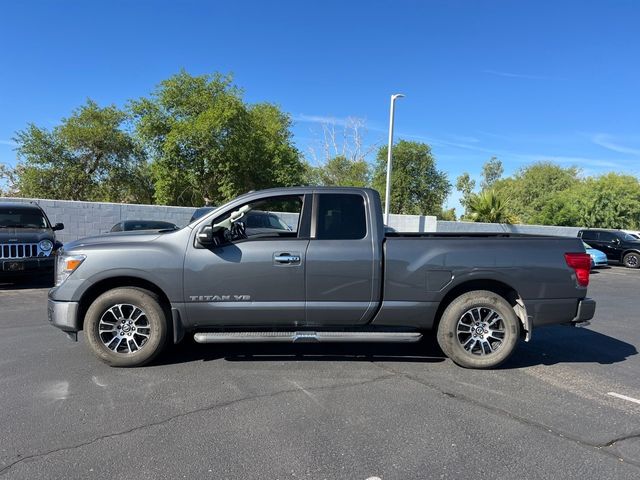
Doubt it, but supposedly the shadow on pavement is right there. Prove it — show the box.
[502,324,637,369]
[156,336,447,366]
[156,325,636,369]
[0,274,54,290]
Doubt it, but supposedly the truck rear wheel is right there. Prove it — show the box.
[84,287,168,367]
[437,290,520,369]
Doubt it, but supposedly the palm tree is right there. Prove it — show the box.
[467,189,517,224]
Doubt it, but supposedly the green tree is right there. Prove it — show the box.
[467,189,517,224]
[455,172,476,215]
[372,140,451,216]
[306,155,370,187]
[130,70,303,206]
[438,207,457,221]
[10,100,151,202]
[493,162,580,224]
[480,156,503,190]
[546,174,640,228]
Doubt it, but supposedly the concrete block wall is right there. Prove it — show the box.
[1,196,582,243]
[436,220,581,237]
[0,197,195,243]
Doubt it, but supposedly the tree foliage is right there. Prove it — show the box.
[9,100,151,202]
[480,156,503,190]
[305,155,370,187]
[493,162,580,224]
[466,189,517,224]
[372,140,451,216]
[130,71,303,206]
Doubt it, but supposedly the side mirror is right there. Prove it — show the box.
[613,238,621,245]
[53,223,64,231]
[196,225,215,246]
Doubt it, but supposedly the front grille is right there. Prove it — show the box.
[0,243,39,259]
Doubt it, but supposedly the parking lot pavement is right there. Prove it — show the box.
[1,268,640,479]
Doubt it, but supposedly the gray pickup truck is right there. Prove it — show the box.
[48,187,595,369]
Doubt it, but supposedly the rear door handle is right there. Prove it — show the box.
[274,252,301,265]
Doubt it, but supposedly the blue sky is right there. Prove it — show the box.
[1,0,639,210]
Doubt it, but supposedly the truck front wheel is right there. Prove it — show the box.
[437,290,520,369]
[84,287,168,367]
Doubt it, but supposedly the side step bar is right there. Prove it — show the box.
[193,331,422,344]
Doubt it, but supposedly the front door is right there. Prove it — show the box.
[184,194,310,327]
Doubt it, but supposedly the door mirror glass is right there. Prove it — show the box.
[53,222,64,231]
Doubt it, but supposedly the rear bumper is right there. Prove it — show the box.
[572,297,596,323]
[526,297,596,327]
[48,298,80,334]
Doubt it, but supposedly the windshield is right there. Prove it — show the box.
[582,241,593,250]
[623,233,638,242]
[0,207,48,228]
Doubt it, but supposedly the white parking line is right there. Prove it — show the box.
[607,392,640,405]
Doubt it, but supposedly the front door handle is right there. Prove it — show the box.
[274,253,301,265]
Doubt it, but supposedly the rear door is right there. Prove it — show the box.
[597,231,621,261]
[304,192,379,326]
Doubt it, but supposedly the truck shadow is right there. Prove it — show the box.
[158,337,447,365]
[157,325,636,368]
[502,325,637,369]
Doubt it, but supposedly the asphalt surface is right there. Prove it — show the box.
[1,267,639,479]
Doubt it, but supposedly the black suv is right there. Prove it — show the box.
[577,229,640,268]
[0,202,64,279]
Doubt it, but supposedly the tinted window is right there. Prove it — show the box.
[0,208,47,228]
[580,231,598,241]
[599,232,616,242]
[110,223,123,232]
[316,194,366,240]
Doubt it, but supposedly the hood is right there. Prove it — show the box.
[0,227,53,243]
[63,230,162,250]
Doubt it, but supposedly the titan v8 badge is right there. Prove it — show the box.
[189,295,251,302]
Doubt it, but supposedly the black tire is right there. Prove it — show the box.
[84,287,168,367]
[623,252,640,269]
[437,290,520,369]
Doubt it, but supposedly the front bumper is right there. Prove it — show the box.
[572,298,596,324]
[1,257,54,275]
[48,298,80,337]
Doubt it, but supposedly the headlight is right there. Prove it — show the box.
[39,239,53,252]
[55,253,86,286]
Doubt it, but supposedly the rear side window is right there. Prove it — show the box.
[599,232,616,242]
[580,231,598,241]
[316,194,366,240]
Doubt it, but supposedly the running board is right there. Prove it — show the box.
[193,331,422,344]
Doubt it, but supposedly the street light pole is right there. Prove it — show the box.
[384,93,404,225]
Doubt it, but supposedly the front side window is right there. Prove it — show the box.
[316,194,366,240]
[212,195,302,242]
[580,231,598,241]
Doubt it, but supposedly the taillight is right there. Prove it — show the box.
[564,252,591,287]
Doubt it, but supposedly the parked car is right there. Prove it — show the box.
[582,241,608,268]
[110,220,178,232]
[0,202,63,279]
[577,229,640,268]
[49,187,595,369]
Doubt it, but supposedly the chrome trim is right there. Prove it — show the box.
[193,331,422,343]
[0,243,51,259]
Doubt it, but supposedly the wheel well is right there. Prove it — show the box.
[622,250,640,260]
[433,279,526,335]
[77,276,172,331]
